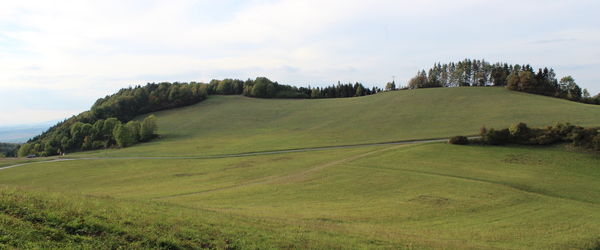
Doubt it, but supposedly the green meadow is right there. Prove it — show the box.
[0,157,57,168]
[2,88,600,249]
[2,143,600,249]
[75,87,600,157]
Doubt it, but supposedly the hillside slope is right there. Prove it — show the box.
[4,87,600,248]
[77,87,600,157]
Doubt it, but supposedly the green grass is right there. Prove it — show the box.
[2,143,600,249]
[0,157,58,168]
[3,88,600,249]
[0,187,241,249]
[75,87,600,157]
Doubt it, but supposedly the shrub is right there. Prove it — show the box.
[570,127,597,147]
[533,128,562,145]
[448,136,469,145]
[553,122,576,137]
[475,122,599,152]
[484,128,510,145]
[468,138,484,144]
[593,134,600,151]
[509,122,531,143]
[479,126,488,137]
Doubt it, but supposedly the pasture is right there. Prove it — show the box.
[2,143,600,249]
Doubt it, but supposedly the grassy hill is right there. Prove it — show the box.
[75,87,600,157]
[3,87,600,249]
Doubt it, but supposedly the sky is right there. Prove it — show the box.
[1,0,599,126]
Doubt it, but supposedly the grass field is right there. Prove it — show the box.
[3,88,600,249]
[2,142,600,249]
[74,87,600,157]
[0,157,58,168]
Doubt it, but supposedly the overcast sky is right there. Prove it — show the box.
[1,0,599,126]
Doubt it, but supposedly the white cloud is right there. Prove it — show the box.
[1,0,599,125]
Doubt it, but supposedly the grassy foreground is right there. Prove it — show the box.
[2,143,600,249]
[75,87,600,157]
[0,187,240,249]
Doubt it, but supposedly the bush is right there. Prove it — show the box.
[509,122,531,143]
[570,127,598,147]
[474,122,600,152]
[468,138,484,144]
[448,136,469,145]
[484,128,510,145]
[553,122,576,137]
[533,131,561,145]
[593,134,600,151]
[479,126,488,137]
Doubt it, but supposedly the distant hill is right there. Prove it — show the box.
[76,87,600,157]
[21,79,383,157]
[0,121,56,143]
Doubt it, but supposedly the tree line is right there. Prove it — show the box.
[90,78,379,124]
[17,115,157,157]
[206,77,380,98]
[406,59,600,104]
[450,122,600,152]
[92,82,209,121]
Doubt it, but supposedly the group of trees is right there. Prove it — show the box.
[22,81,208,157]
[309,82,381,98]
[92,82,208,121]
[206,77,380,98]
[407,59,600,104]
[450,122,600,152]
[18,115,157,157]
[408,59,513,88]
[504,67,596,103]
[0,143,19,157]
